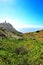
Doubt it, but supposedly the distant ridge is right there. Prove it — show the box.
[0,21,22,35]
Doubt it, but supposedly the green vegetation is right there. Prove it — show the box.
[0,25,43,65]
[0,35,43,65]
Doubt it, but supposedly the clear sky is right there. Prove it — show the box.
[0,0,43,32]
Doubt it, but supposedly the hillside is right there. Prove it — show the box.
[0,23,43,65]
[23,30,43,42]
[0,22,23,39]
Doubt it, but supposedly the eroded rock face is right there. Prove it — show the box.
[0,31,7,39]
[0,22,22,34]
[0,22,23,39]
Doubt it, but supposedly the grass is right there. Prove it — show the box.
[0,30,43,65]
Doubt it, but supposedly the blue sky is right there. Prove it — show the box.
[0,0,43,32]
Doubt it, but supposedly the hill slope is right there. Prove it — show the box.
[0,22,22,39]
[0,23,43,65]
[0,22,22,34]
[23,30,43,42]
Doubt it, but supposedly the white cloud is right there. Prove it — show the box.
[0,18,43,29]
[17,25,43,28]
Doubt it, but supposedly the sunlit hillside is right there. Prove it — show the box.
[0,23,43,65]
